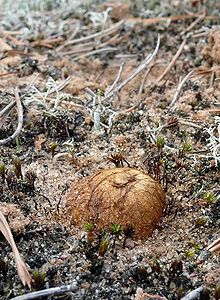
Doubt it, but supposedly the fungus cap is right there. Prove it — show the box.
[65,168,165,239]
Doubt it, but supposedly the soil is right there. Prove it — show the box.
[0,1,219,299]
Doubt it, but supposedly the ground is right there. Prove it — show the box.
[0,1,219,299]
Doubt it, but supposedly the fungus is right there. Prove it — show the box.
[65,168,165,239]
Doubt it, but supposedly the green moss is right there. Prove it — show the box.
[203,192,217,204]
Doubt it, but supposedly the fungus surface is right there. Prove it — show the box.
[65,168,166,239]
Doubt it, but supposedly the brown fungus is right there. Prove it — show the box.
[65,168,166,239]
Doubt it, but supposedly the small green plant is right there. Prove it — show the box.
[185,249,196,258]
[84,222,94,232]
[182,142,192,152]
[98,234,110,257]
[195,216,208,226]
[203,192,217,204]
[84,222,96,243]
[110,223,121,236]
[185,243,202,258]
[32,270,46,290]
[49,142,58,158]
[156,136,165,149]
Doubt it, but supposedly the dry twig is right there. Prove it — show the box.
[180,286,203,300]
[156,39,187,84]
[73,46,118,61]
[181,9,207,36]
[125,13,201,26]
[106,63,124,95]
[0,211,32,288]
[0,88,24,145]
[207,236,220,253]
[138,66,153,94]
[103,35,160,102]
[56,22,81,51]
[168,69,195,110]
[10,282,78,300]
[60,19,124,47]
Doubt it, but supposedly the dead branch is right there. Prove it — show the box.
[10,282,78,300]
[103,35,160,102]
[180,286,204,300]
[73,47,118,61]
[60,19,124,47]
[181,9,207,37]
[179,119,202,129]
[156,39,187,84]
[56,22,81,51]
[168,69,195,110]
[207,236,220,252]
[0,100,16,118]
[125,13,201,26]
[106,62,124,95]
[0,211,32,288]
[0,88,24,145]
[138,66,153,94]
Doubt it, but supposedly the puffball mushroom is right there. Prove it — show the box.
[65,168,165,239]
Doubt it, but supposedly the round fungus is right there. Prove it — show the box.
[65,168,166,239]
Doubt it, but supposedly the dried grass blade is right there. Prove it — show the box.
[103,34,160,102]
[207,236,220,253]
[0,88,24,145]
[0,211,32,288]
[156,38,186,84]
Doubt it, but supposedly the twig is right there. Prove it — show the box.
[0,100,16,128]
[103,35,160,102]
[0,30,24,46]
[62,33,121,57]
[56,22,81,51]
[10,282,78,300]
[106,63,124,95]
[168,69,195,110]
[73,47,118,61]
[31,37,64,48]
[207,236,220,253]
[61,20,124,47]
[156,39,187,84]
[180,286,203,300]
[0,101,16,118]
[0,71,18,77]
[181,9,206,36]
[85,87,97,98]
[138,66,153,94]
[179,119,202,129]
[0,88,24,145]
[61,45,94,56]
[125,13,201,26]
[0,212,32,289]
